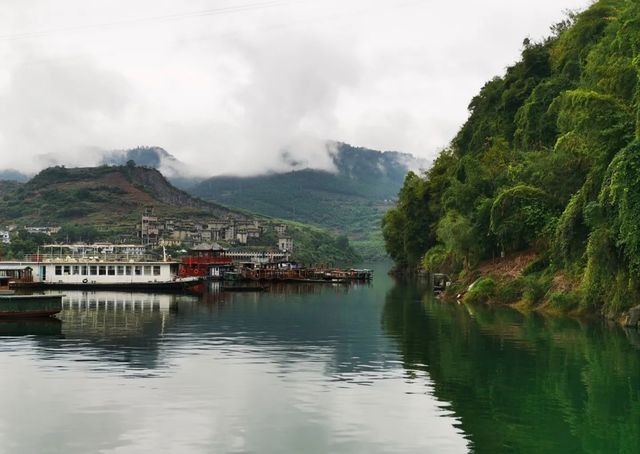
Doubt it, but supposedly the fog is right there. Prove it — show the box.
[0,0,590,176]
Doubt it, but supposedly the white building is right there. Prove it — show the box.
[0,230,10,244]
[278,237,293,252]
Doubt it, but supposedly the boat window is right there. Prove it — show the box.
[144,266,152,276]
[81,266,88,275]
[55,265,62,275]
[98,266,106,276]
[72,266,80,275]
[117,266,125,276]
[125,266,132,276]
[153,266,161,276]
[107,265,115,276]
[135,266,142,276]
[63,265,71,275]
[90,265,97,275]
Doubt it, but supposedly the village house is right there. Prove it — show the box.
[278,237,294,252]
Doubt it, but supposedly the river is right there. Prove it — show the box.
[0,264,638,453]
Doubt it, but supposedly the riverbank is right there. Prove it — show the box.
[432,250,640,329]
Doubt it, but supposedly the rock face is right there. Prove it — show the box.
[620,305,640,328]
[129,167,233,216]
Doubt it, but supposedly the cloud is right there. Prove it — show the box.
[0,54,132,173]
[0,0,591,177]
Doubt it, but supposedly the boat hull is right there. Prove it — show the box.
[10,279,200,292]
[0,294,63,318]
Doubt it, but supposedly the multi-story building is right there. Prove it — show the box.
[25,226,61,236]
[278,237,294,252]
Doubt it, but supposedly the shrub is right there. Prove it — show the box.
[464,277,497,304]
[522,274,552,306]
[548,292,581,312]
[495,279,525,304]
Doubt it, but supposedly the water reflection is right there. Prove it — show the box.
[0,317,62,337]
[11,271,640,453]
[382,280,640,453]
[0,272,469,454]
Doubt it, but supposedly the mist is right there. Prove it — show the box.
[0,0,590,177]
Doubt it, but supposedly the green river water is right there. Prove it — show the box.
[0,264,638,453]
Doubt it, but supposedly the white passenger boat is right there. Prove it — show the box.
[2,244,200,291]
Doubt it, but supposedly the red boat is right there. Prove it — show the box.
[179,243,233,279]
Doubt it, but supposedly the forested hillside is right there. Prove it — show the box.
[0,164,234,227]
[383,0,640,318]
[192,143,427,260]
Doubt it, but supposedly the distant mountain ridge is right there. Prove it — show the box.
[0,169,29,182]
[189,143,429,259]
[0,143,426,260]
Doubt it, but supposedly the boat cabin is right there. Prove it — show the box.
[179,243,232,278]
[0,265,33,288]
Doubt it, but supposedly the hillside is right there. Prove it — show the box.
[382,0,640,319]
[190,143,428,260]
[0,164,361,265]
[0,164,235,227]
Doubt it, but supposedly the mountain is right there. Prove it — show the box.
[0,164,361,265]
[190,143,429,260]
[0,169,29,182]
[382,0,640,318]
[0,164,237,228]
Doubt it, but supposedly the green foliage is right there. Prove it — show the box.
[284,222,361,266]
[382,171,434,270]
[422,245,448,273]
[383,0,640,315]
[548,292,581,312]
[494,279,525,305]
[436,211,475,270]
[191,144,423,261]
[522,274,552,306]
[0,230,51,260]
[53,224,100,243]
[463,278,497,304]
[490,185,555,252]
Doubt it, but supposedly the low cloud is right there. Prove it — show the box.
[0,0,590,177]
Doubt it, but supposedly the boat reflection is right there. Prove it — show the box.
[0,317,62,337]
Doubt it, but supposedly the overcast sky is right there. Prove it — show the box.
[0,0,591,176]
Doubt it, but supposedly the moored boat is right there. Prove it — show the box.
[3,243,202,291]
[0,293,63,318]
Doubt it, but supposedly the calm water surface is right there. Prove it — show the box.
[0,264,639,453]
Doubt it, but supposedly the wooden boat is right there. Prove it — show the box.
[0,293,63,318]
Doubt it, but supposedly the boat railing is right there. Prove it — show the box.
[23,253,169,263]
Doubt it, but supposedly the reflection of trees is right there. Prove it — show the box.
[382,283,640,453]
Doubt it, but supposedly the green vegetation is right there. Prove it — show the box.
[0,230,50,259]
[190,143,426,261]
[0,164,229,226]
[282,221,360,266]
[0,164,361,265]
[383,0,640,316]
